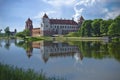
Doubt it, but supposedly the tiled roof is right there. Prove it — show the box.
[50,19,78,25]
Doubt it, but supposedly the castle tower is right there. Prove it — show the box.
[14,29,17,33]
[41,13,50,36]
[78,16,84,27]
[25,18,33,36]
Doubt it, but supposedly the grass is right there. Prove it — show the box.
[53,36,110,42]
[0,63,65,80]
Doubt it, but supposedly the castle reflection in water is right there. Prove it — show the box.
[27,41,83,63]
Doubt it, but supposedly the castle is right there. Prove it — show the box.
[25,13,84,36]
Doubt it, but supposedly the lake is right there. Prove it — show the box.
[0,39,120,80]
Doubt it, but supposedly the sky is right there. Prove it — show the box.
[0,0,120,32]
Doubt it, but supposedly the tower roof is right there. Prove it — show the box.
[78,16,84,23]
[80,16,84,20]
[26,18,32,23]
[43,13,49,18]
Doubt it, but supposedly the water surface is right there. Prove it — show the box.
[0,39,120,80]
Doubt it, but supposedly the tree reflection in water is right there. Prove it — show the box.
[14,40,120,62]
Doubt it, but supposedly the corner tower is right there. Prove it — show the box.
[78,16,84,27]
[25,18,33,36]
[41,13,50,36]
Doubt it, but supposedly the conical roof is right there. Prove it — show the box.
[26,18,32,23]
[43,13,49,18]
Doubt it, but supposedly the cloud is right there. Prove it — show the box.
[33,11,57,19]
[42,0,75,6]
[73,0,120,20]
[104,8,120,19]
[73,0,97,21]
[35,0,120,22]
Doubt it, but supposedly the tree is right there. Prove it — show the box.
[100,19,113,36]
[23,29,30,36]
[79,20,93,37]
[4,27,10,38]
[16,32,25,39]
[0,29,2,33]
[108,22,120,36]
[108,15,120,36]
[82,20,93,37]
[92,19,102,36]
[16,29,30,39]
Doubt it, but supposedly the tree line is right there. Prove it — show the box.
[67,15,120,37]
[79,15,120,37]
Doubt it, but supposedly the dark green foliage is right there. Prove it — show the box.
[0,63,46,80]
[92,19,102,36]
[16,29,30,39]
[108,15,120,36]
[23,29,31,36]
[70,41,120,61]
[16,32,25,39]
[80,20,93,37]
[0,63,64,80]
[100,20,112,36]
[76,15,120,37]
[4,27,10,38]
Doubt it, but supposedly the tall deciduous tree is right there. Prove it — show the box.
[80,20,93,37]
[92,19,102,36]
[0,29,2,33]
[4,27,10,38]
[108,15,120,36]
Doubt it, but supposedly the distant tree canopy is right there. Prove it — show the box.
[108,15,120,36]
[80,20,93,37]
[4,27,10,38]
[16,29,30,39]
[67,15,120,37]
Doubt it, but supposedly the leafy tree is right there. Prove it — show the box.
[16,32,25,39]
[100,20,112,36]
[108,22,120,36]
[4,27,10,38]
[108,15,120,36]
[81,20,93,37]
[23,29,30,36]
[0,29,2,33]
[92,19,102,36]
[16,29,30,39]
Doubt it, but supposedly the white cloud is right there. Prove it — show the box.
[101,0,120,3]
[33,11,57,19]
[35,0,120,22]
[73,0,98,21]
[42,0,75,6]
[73,0,120,20]
[104,9,120,19]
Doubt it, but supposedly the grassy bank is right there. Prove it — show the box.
[0,63,64,80]
[26,36,53,41]
[53,36,110,42]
